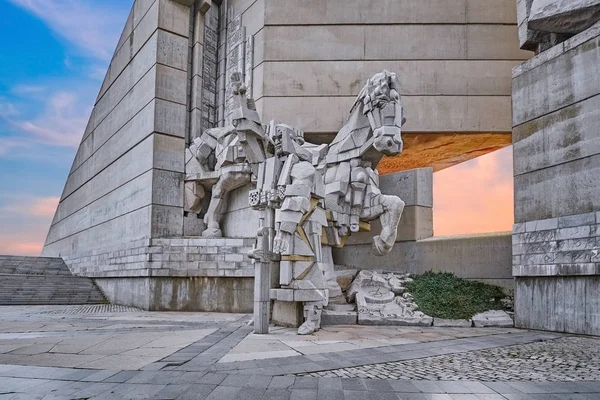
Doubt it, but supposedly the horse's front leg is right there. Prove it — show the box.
[202,170,251,237]
[372,194,405,256]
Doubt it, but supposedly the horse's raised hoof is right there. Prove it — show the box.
[202,227,222,238]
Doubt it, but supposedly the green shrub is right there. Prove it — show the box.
[405,271,507,320]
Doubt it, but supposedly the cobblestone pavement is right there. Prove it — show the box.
[300,337,600,381]
[0,306,598,399]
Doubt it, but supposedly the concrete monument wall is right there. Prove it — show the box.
[43,0,190,258]
[335,233,513,290]
[257,0,530,174]
[38,0,527,311]
[512,23,600,335]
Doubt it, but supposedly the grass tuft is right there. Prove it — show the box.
[405,271,507,320]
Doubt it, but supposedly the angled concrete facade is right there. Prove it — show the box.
[43,0,189,258]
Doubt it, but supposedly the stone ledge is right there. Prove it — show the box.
[513,20,600,78]
[513,263,600,277]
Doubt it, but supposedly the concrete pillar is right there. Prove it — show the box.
[512,25,600,336]
[379,167,434,241]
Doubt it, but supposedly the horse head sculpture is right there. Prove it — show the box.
[328,70,406,167]
[355,71,405,156]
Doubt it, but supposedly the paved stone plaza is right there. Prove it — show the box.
[0,306,598,399]
[301,337,600,382]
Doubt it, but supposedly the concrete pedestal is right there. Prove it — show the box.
[272,301,304,328]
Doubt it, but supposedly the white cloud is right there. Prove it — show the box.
[0,137,28,156]
[0,101,19,118]
[1,91,90,150]
[16,92,89,148]
[8,0,130,61]
[12,85,46,95]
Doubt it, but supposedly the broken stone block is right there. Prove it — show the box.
[529,0,600,34]
[356,292,433,327]
[346,270,389,303]
[335,269,358,292]
[472,310,514,328]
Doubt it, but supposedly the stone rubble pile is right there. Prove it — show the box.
[321,270,513,328]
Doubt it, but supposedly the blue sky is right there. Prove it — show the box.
[0,0,132,254]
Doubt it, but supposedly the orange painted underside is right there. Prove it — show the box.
[377,132,512,175]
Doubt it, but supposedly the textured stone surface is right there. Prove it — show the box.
[272,301,304,328]
[302,336,600,381]
[95,276,254,312]
[43,0,191,258]
[515,276,600,335]
[347,271,433,327]
[258,0,527,173]
[335,233,514,290]
[472,311,514,328]
[0,256,107,306]
[512,25,600,336]
[433,318,472,328]
[321,309,358,326]
[529,0,600,34]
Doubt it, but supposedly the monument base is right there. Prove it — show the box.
[95,276,253,312]
[63,237,255,312]
[272,300,304,328]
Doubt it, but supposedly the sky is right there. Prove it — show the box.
[0,0,514,256]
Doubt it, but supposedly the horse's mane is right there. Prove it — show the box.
[350,70,401,114]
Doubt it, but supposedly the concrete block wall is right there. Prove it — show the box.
[43,0,192,257]
[335,232,513,290]
[254,0,529,145]
[512,23,600,335]
[64,237,255,312]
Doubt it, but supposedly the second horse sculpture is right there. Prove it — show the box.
[185,71,407,334]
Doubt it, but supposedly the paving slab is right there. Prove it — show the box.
[0,306,597,399]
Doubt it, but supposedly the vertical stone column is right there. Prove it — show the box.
[151,0,196,239]
[253,209,275,334]
[379,168,434,241]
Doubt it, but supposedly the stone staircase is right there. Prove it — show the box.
[0,255,107,305]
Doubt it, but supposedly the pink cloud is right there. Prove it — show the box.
[0,239,43,256]
[31,197,60,217]
[433,146,514,236]
[0,196,58,255]
[2,196,59,217]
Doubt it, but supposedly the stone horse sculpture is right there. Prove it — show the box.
[268,71,407,334]
[184,73,262,237]
[184,71,407,335]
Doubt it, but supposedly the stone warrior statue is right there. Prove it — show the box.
[185,71,407,335]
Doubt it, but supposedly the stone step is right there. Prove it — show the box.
[0,256,108,306]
